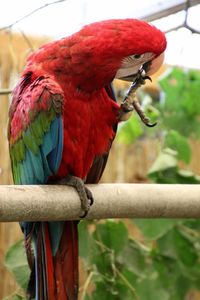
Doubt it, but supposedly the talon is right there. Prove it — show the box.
[54,175,94,218]
[141,69,146,77]
[143,75,152,82]
[146,121,157,127]
[85,186,94,206]
[141,116,157,127]
[80,210,89,219]
[89,196,94,206]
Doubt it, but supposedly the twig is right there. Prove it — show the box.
[0,0,67,32]
[79,271,95,300]
[165,24,200,34]
[19,29,35,52]
[115,268,139,300]
[0,89,12,95]
[165,0,200,34]
[8,30,19,73]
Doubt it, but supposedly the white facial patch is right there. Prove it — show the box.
[115,52,154,79]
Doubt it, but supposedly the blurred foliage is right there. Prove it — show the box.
[4,240,30,291]
[4,67,200,299]
[3,240,28,299]
[148,147,200,184]
[117,114,143,145]
[79,219,200,300]
[159,68,200,138]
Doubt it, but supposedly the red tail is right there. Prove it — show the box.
[53,221,79,300]
[28,221,78,300]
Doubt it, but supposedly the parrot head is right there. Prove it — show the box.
[69,18,167,89]
[28,19,166,91]
[108,19,166,83]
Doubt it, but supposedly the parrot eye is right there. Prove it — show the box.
[133,54,144,59]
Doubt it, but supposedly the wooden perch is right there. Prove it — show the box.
[0,184,200,221]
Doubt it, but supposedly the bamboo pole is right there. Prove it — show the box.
[0,184,200,221]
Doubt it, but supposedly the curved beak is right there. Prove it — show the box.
[146,52,165,76]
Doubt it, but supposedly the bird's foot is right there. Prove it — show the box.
[55,175,94,218]
[119,67,156,127]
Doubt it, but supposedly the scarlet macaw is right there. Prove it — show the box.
[8,19,166,299]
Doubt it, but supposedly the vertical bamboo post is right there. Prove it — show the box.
[0,33,22,299]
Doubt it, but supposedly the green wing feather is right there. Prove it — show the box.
[9,73,64,184]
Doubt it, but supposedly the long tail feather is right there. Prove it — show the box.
[54,221,79,300]
[26,221,78,300]
[43,222,55,300]
[27,261,36,300]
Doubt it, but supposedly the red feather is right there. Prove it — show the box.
[43,223,56,300]
[54,222,78,300]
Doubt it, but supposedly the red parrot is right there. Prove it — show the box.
[8,19,166,300]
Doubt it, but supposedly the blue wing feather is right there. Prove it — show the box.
[27,149,45,183]
[46,116,63,173]
[16,116,63,185]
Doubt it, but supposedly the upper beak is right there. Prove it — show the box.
[119,52,165,82]
[146,52,165,76]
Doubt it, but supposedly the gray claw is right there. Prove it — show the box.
[54,175,94,218]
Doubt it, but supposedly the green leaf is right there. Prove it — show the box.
[135,278,170,300]
[177,169,200,184]
[174,228,198,267]
[184,219,200,230]
[79,221,95,261]
[79,221,103,274]
[95,221,128,255]
[134,219,177,240]
[148,148,177,175]
[92,281,117,300]
[173,276,191,300]
[152,252,191,299]
[148,148,179,183]
[117,239,148,277]
[4,239,30,290]
[165,130,191,163]
[115,268,139,300]
[157,227,198,267]
[117,114,143,145]
[152,254,179,288]
[158,67,200,137]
